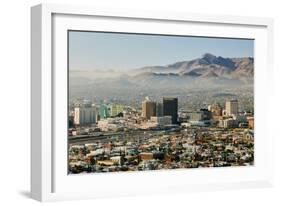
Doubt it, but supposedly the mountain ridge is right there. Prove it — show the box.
[69,53,254,98]
[136,53,254,79]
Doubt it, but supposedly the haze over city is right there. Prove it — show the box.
[68,31,254,174]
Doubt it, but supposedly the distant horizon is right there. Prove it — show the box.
[69,31,254,71]
[69,52,254,73]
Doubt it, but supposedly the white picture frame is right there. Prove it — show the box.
[31,3,274,202]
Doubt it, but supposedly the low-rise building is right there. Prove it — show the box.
[150,116,172,126]
[247,117,254,129]
[208,103,223,117]
[190,109,212,121]
[219,118,238,128]
[139,152,154,161]
[109,104,124,117]
[97,118,125,131]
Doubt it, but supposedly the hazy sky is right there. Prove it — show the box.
[69,31,254,71]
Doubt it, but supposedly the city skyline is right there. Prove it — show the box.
[68,95,254,174]
[69,31,254,71]
[68,30,254,174]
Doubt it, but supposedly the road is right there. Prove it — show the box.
[68,130,162,144]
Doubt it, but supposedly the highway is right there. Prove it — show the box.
[68,130,158,144]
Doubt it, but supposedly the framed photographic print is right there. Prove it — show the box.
[31,3,274,201]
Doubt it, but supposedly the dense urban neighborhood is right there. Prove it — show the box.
[68,97,254,174]
[68,33,254,174]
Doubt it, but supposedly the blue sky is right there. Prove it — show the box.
[69,31,254,71]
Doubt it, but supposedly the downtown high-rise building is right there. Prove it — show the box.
[225,99,238,116]
[74,100,97,126]
[156,102,163,117]
[163,97,178,124]
[142,98,156,119]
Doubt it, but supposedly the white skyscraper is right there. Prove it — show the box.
[74,101,97,126]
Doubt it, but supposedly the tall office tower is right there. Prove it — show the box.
[74,100,97,126]
[142,98,156,119]
[163,97,178,124]
[225,99,238,116]
[156,102,163,117]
